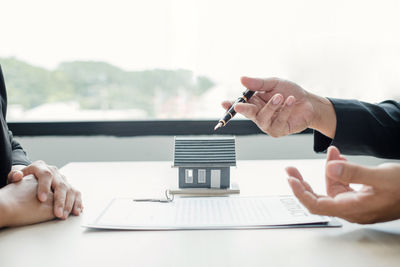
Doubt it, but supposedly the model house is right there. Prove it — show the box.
[173,136,236,189]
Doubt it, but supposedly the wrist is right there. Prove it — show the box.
[309,93,337,139]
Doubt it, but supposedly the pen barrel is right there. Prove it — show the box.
[242,90,255,101]
[227,99,240,116]
[220,110,235,125]
[218,89,255,127]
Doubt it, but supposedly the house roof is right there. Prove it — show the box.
[173,136,236,167]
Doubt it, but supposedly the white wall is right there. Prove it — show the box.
[15,134,390,168]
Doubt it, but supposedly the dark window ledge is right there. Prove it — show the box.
[8,120,312,137]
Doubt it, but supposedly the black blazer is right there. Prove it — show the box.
[314,98,400,159]
[0,66,30,188]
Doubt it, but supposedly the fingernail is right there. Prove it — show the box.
[76,207,81,213]
[64,210,69,218]
[329,163,343,176]
[272,95,281,105]
[286,97,294,106]
[40,193,47,201]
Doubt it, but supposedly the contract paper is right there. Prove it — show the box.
[85,196,340,230]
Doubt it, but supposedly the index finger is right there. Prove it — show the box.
[240,76,280,92]
[234,102,260,121]
[221,100,234,111]
[288,177,340,217]
[21,162,53,202]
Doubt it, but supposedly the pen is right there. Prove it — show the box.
[214,89,255,130]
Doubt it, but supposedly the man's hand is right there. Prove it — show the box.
[0,177,55,227]
[7,161,83,219]
[221,77,337,138]
[286,146,400,224]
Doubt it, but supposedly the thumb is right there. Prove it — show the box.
[7,170,24,183]
[326,146,342,162]
[326,161,378,186]
[326,146,347,161]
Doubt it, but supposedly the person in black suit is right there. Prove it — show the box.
[222,76,400,224]
[0,66,82,228]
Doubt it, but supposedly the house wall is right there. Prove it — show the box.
[178,167,230,188]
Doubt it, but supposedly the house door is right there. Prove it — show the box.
[210,169,221,188]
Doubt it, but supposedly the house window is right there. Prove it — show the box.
[185,169,193,184]
[198,169,206,183]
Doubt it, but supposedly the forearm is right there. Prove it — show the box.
[321,99,400,158]
[310,97,400,158]
[308,93,337,139]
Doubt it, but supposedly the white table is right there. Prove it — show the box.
[1,160,400,267]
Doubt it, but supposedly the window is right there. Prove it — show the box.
[185,169,193,184]
[198,169,206,184]
[1,0,399,124]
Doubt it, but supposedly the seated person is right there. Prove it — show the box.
[222,76,400,224]
[0,66,82,228]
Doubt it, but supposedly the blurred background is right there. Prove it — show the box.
[0,0,398,169]
[1,0,399,122]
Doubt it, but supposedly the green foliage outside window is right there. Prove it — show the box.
[1,58,215,117]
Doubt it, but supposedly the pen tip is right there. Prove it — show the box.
[214,122,222,131]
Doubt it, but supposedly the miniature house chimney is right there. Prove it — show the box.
[173,137,236,189]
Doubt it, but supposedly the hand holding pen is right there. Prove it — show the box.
[218,76,324,138]
[214,89,255,130]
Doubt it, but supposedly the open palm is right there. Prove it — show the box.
[286,146,400,224]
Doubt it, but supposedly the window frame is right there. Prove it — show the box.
[7,120,312,137]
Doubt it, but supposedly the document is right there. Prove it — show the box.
[84,195,341,230]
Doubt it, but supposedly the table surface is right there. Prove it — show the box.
[1,159,400,267]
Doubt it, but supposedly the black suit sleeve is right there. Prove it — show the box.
[1,65,30,166]
[9,129,31,166]
[314,98,400,159]
[0,65,30,187]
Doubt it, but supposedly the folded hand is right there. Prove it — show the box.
[7,161,82,219]
[0,177,55,227]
